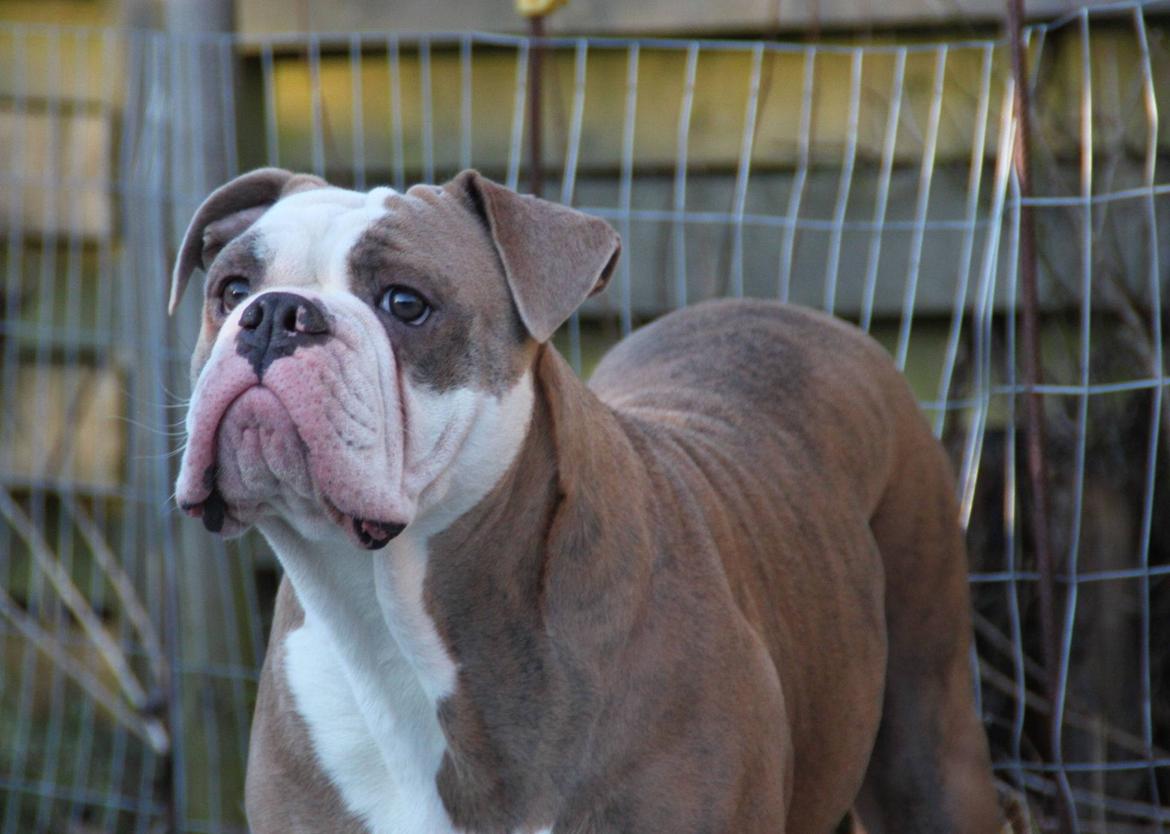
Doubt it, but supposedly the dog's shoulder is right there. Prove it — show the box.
[588,300,916,520]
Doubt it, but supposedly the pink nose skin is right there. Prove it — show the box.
[236,291,331,379]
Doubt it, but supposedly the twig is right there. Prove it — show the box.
[978,657,1168,763]
[64,496,168,687]
[44,363,101,478]
[0,582,168,754]
[0,486,148,710]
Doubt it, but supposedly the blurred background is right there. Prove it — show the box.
[1,0,1169,831]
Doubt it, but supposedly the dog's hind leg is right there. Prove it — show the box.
[853,415,1003,834]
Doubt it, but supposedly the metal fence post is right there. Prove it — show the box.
[1006,1,1069,831]
[526,15,545,198]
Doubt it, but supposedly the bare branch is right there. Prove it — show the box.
[978,656,1169,762]
[64,496,169,688]
[0,582,169,754]
[0,486,149,710]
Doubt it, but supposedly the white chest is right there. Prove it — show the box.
[257,371,541,833]
[276,532,553,834]
[283,610,459,834]
[268,523,461,834]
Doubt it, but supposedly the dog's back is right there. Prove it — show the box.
[590,299,1002,833]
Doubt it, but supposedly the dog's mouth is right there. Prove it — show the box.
[178,477,229,533]
[180,483,403,551]
[175,367,410,551]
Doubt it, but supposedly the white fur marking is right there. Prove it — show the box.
[270,371,537,834]
[405,372,536,530]
[285,608,454,833]
[252,185,398,292]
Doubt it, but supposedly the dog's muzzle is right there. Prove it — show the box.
[176,289,412,550]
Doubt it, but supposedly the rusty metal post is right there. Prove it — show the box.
[527,14,545,198]
[1006,1,1069,831]
[518,0,566,196]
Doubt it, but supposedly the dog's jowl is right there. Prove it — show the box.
[172,168,1004,834]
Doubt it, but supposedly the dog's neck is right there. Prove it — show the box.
[421,347,660,829]
[252,364,534,832]
[261,345,657,831]
[259,363,536,687]
[263,344,657,692]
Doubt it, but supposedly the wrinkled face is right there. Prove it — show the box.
[174,181,536,550]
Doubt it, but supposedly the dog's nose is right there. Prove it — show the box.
[236,291,330,378]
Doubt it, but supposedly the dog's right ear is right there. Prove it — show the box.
[444,170,620,344]
[169,168,327,315]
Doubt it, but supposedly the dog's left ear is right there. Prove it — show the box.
[447,170,620,343]
[169,168,327,315]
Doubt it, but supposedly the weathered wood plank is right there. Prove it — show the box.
[0,109,113,239]
[237,0,1131,38]
[7,363,126,489]
[252,28,1169,178]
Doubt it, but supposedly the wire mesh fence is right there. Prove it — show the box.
[1,2,1169,831]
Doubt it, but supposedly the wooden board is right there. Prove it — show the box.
[238,0,1131,38]
[7,363,126,489]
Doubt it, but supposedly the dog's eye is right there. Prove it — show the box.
[220,277,251,315]
[378,286,431,325]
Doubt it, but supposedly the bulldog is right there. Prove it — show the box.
[170,168,1003,834]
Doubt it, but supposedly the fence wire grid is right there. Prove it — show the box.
[2,1,1170,831]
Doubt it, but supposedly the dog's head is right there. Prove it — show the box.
[171,169,619,550]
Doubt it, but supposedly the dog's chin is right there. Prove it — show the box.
[179,387,407,551]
